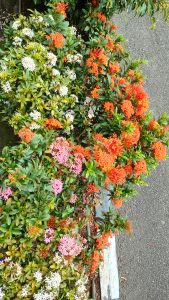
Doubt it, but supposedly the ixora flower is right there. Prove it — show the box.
[21,57,36,72]
[2,81,11,93]
[22,28,34,38]
[30,123,41,130]
[33,271,43,282]
[45,272,61,291]
[50,137,70,164]
[59,85,68,96]
[0,186,12,200]
[13,36,22,46]
[44,228,55,244]
[65,69,76,80]
[47,52,57,66]
[47,32,65,48]
[58,235,83,256]
[51,179,63,195]
[33,290,56,300]
[21,286,29,297]
[52,69,60,76]
[0,287,4,300]
[30,110,41,120]
[12,20,21,30]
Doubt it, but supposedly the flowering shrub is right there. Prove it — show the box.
[0,0,169,298]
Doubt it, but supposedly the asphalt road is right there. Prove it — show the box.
[113,13,169,300]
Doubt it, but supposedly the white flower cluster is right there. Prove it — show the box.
[74,279,87,300]
[84,97,91,105]
[47,52,57,66]
[2,81,11,93]
[32,16,43,24]
[34,290,56,300]
[13,36,22,46]
[52,69,60,77]
[30,110,41,120]
[59,86,68,96]
[22,57,36,72]
[68,26,77,36]
[33,271,43,283]
[30,123,41,130]
[71,94,78,102]
[22,28,34,39]
[67,53,83,64]
[53,253,62,264]
[12,20,21,30]
[88,106,96,119]
[45,272,61,291]
[65,110,75,123]
[1,64,7,71]
[21,285,29,297]
[0,287,4,300]
[66,68,76,80]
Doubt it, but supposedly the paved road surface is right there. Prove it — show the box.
[113,13,169,300]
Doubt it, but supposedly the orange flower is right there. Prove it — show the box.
[73,145,90,159]
[56,2,68,17]
[122,121,140,148]
[135,98,149,118]
[91,87,99,99]
[104,102,114,112]
[118,77,126,85]
[147,119,159,130]
[87,183,100,194]
[108,166,126,185]
[112,198,123,209]
[152,141,167,161]
[47,216,56,229]
[106,137,123,157]
[39,248,49,258]
[134,159,147,177]
[115,43,124,52]
[45,118,62,129]
[128,69,135,77]
[124,163,133,177]
[94,149,115,172]
[47,32,65,48]
[105,35,114,51]
[108,62,120,74]
[18,127,35,143]
[96,231,112,250]
[125,220,133,234]
[28,226,41,238]
[121,100,134,119]
[97,12,107,22]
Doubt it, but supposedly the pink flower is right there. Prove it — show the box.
[44,228,55,244]
[50,137,70,164]
[51,179,63,195]
[69,194,77,204]
[70,154,85,175]
[0,186,12,200]
[58,235,83,257]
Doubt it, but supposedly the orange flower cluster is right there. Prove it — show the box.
[47,32,65,48]
[86,48,108,75]
[104,101,114,112]
[121,100,134,119]
[124,162,133,177]
[87,183,100,194]
[126,84,149,118]
[134,159,147,177]
[89,250,103,273]
[108,62,120,74]
[28,225,41,238]
[147,119,159,130]
[105,35,114,51]
[152,141,167,161]
[45,118,63,129]
[91,86,100,99]
[73,145,90,159]
[97,12,107,22]
[96,231,112,250]
[56,2,68,17]
[135,98,149,118]
[108,166,126,185]
[18,127,35,143]
[94,148,115,172]
[122,121,140,148]
[112,198,123,209]
[47,216,56,229]
[107,136,124,157]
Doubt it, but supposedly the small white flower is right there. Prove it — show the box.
[13,36,22,46]
[74,53,83,63]
[65,110,74,123]
[66,69,76,80]
[59,86,68,96]
[22,57,36,71]
[53,253,62,264]
[68,26,77,35]
[52,69,60,76]
[22,28,34,38]
[84,97,91,105]
[2,81,11,93]
[30,123,41,130]
[45,272,61,291]
[21,286,29,297]
[71,94,78,102]
[88,107,95,119]
[1,64,7,71]
[16,263,22,277]
[36,16,43,23]
[12,20,21,30]
[0,287,4,300]
[30,110,41,120]
[33,271,43,282]
[48,15,54,22]
[47,52,57,66]
[34,290,56,300]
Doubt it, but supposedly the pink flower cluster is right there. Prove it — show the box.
[58,235,83,257]
[51,179,63,195]
[0,186,12,200]
[70,194,77,204]
[50,137,69,164]
[70,153,85,175]
[44,228,55,244]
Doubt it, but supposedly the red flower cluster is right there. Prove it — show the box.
[134,159,147,177]
[121,100,134,119]
[112,198,123,209]
[122,121,140,148]
[18,127,35,143]
[45,118,63,129]
[108,166,126,185]
[152,141,167,161]
[47,32,65,48]
[96,231,112,250]
[86,48,108,75]
[56,2,68,17]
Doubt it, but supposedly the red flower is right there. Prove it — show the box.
[18,127,35,143]
[121,100,134,119]
[134,159,147,177]
[56,2,68,17]
[97,12,107,22]
[45,118,62,129]
[122,121,140,148]
[47,32,65,48]
[104,102,114,112]
[108,62,120,73]
[112,198,123,209]
[107,137,123,157]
